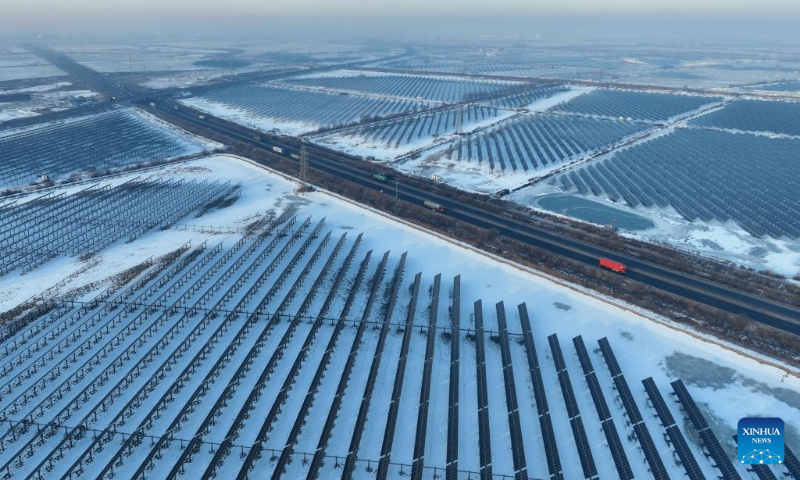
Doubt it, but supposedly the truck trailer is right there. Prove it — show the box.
[599,258,626,274]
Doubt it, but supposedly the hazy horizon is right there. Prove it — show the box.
[2,0,800,44]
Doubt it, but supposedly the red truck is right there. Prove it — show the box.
[600,258,626,274]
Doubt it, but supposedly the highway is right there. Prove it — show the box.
[19,43,800,336]
[154,100,800,335]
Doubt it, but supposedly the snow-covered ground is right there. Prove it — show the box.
[524,85,592,112]
[180,96,324,136]
[2,154,797,479]
[0,54,66,82]
[0,83,101,122]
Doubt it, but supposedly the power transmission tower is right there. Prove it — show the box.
[300,144,309,185]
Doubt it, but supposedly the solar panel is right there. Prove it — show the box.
[602,419,634,480]
[785,444,800,479]
[474,300,493,480]
[586,373,611,421]
[613,375,643,424]
[598,337,622,377]
[540,412,564,480]
[518,304,562,480]
[662,425,706,480]
[548,334,567,372]
[671,380,710,430]
[699,428,741,480]
[672,380,741,479]
[748,464,779,480]
[446,275,461,480]
[570,416,599,479]
[634,422,671,480]
[572,335,595,374]
[642,377,677,427]
[495,302,528,480]
[558,371,581,420]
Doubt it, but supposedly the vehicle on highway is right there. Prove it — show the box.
[198,115,205,120]
[600,257,627,274]
[272,146,284,154]
[373,173,390,182]
[424,200,445,212]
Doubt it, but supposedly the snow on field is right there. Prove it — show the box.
[528,85,592,112]
[0,54,66,82]
[0,88,101,123]
[2,154,798,478]
[180,96,326,136]
[0,81,72,94]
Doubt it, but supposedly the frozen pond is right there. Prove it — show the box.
[536,193,655,230]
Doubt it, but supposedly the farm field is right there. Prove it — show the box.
[182,83,432,135]
[0,108,216,189]
[281,69,526,103]
[691,98,800,137]
[0,81,100,122]
[552,88,724,122]
[0,154,795,480]
[0,47,66,82]
[53,43,234,73]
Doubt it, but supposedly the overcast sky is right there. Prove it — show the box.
[2,0,799,41]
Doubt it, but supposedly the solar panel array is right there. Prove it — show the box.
[340,252,407,480]
[0,178,239,275]
[446,275,461,480]
[573,335,634,480]
[548,334,598,479]
[598,337,671,480]
[496,302,528,480]
[410,273,441,480]
[642,377,705,480]
[785,444,800,479]
[518,304,563,480]
[552,89,722,122]
[0,109,209,188]
[376,271,420,480]
[473,300,494,480]
[691,98,800,137]
[558,128,800,239]
[671,379,743,480]
[0,188,748,480]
